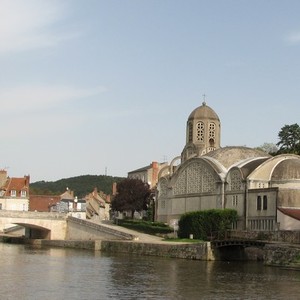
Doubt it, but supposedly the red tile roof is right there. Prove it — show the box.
[278,207,300,221]
[1,176,30,197]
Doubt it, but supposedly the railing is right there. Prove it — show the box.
[228,230,300,244]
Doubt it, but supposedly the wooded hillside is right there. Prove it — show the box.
[30,175,125,198]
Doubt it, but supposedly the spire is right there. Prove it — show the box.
[202,94,207,106]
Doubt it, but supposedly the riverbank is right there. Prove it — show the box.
[1,234,300,268]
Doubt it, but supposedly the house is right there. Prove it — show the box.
[51,188,86,218]
[85,187,110,221]
[0,170,30,211]
[29,195,61,212]
[128,161,168,188]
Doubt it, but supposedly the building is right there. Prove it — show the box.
[29,194,61,212]
[85,187,110,221]
[156,101,300,231]
[128,161,168,189]
[0,170,30,211]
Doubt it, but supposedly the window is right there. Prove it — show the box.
[10,190,16,197]
[232,195,238,206]
[196,122,204,142]
[257,196,261,210]
[263,195,268,210]
[21,190,27,197]
[188,122,193,142]
[209,122,216,139]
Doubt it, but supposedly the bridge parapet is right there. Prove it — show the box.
[66,217,137,240]
[0,210,67,220]
[211,239,265,248]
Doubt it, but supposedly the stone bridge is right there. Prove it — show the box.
[0,210,68,239]
[0,211,136,241]
[209,239,266,261]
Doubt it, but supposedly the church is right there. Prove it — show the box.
[156,101,300,231]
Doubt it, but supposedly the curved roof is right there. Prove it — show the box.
[188,102,220,121]
[204,146,270,169]
[248,154,300,182]
[272,159,300,180]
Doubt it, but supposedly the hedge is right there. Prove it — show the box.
[178,209,237,240]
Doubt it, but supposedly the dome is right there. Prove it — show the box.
[204,146,270,169]
[272,159,300,180]
[188,102,220,121]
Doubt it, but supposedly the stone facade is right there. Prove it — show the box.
[156,102,300,231]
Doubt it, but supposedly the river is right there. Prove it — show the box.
[1,243,300,300]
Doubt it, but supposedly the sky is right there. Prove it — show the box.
[1,0,300,182]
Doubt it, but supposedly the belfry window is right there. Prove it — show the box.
[209,122,216,139]
[188,122,193,142]
[196,122,204,142]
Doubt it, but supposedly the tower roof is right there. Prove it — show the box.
[188,102,220,121]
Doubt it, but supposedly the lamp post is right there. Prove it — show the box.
[74,196,78,212]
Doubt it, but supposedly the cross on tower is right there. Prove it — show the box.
[202,94,207,105]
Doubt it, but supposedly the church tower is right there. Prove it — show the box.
[181,101,221,162]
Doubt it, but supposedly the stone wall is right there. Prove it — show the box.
[100,240,208,260]
[19,238,208,260]
[264,243,300,267]
[66,217,137,240]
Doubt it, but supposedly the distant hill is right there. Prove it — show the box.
[30,175,125,198]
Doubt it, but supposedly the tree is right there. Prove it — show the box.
[257,142,278,155]
[277,123,300,155]
[111,178,151,218]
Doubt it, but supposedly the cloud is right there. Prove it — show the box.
[0,84,107,112]
[0,84,107,139]
[0,0,78,54]
[285,31,300,45]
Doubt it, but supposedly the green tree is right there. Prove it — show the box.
[111,178,151,218]
[277,123,300,155]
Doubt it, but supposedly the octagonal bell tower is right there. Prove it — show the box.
[181,101,221,162]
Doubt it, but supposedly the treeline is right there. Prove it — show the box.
[30,175,125,198]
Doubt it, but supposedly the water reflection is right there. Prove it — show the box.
[0,243,300,300]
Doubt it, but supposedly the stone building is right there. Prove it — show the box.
[156,101,300,231]
[128,161,168,189]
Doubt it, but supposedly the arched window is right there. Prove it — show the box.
[263,195,268,210]
[188,122,193,142]
[196,122,204,142]
[209,122,216,139]
[257,196,262,210]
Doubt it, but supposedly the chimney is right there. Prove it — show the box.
[0,170,8,188]
[24,175,30,187]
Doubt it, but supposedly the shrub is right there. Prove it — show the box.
[178,209,237,240]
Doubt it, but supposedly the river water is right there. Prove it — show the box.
[1,243,300,300]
